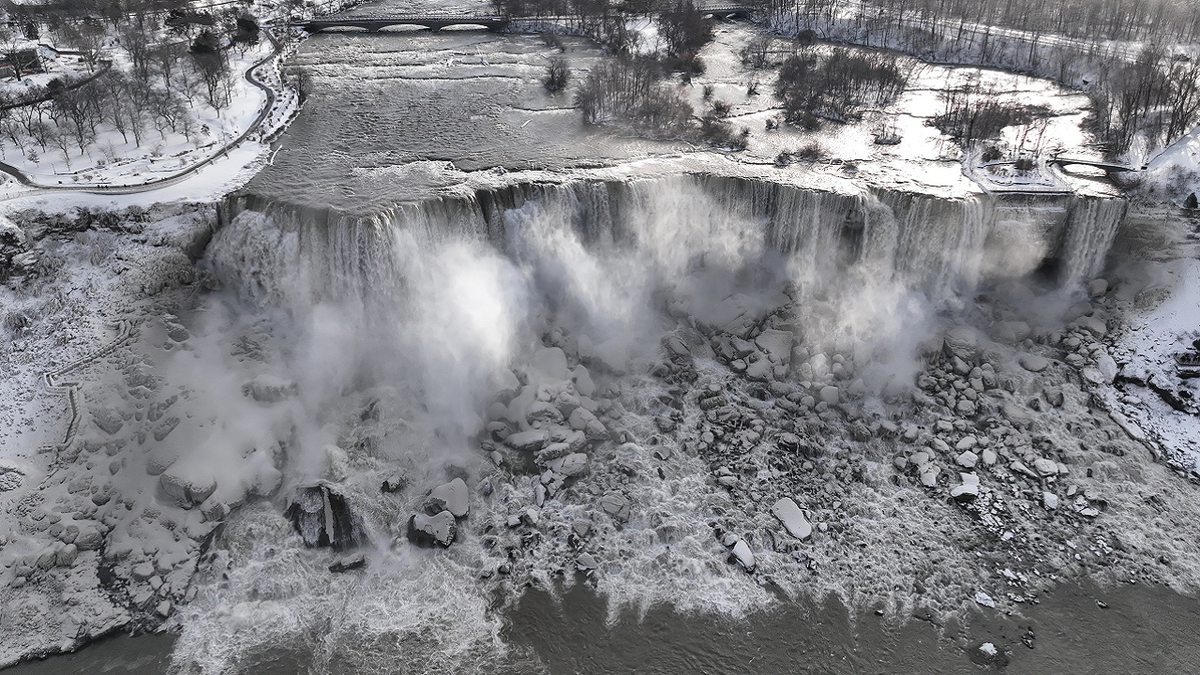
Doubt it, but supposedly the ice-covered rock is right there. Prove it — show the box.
[329,552,367,573]
[770,497,812,539]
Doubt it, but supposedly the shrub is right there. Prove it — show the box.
[544,57,570,93]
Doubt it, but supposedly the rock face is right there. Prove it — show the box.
[407,511,456,548]
[770,497,812,539]
[285,484,366,550]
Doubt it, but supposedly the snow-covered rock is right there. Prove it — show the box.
[426,478,469,518]
[1018,354,1050,372]
[770,497,812,539]
[731,539,755,571]
[407,511,456,548]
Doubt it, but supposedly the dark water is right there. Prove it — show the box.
[8,581,1199,674]
[3,633,176,675]
[506,581,1200,675]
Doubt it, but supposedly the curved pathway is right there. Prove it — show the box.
[0,28,289,195]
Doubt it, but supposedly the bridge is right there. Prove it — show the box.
[1049,156,1140,173]
[296,6,752,33]
[298,15,510,33]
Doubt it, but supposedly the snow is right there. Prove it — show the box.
[1111,258,1200,470]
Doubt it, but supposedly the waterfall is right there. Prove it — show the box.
[1059,196,1128,285]
[210,176,1127,318]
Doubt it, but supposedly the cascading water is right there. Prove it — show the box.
[171,174,1127,675]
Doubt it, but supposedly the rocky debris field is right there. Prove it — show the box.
[444,268,1200,625]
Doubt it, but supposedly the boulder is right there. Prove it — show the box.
[532,347,570,381]
[425,478,469,518]
[407,511,456,548]
[1033,458,1059,476]
[286,484,367,550]
[943,326,980,362]
[329,552,367,573]
[1018,354,1050,373]
[546,453,588,477]
[755,329,794,364]
[950,483,978,503]
[506,430,549,452]
[1042,492,1059,510]
[1078,315,1107,338]
[920,465,941,487]
[160,465,217,507]
[599,492,630,521]
[770,497,812,539]
[731,539,755,571]
[819,385,840,405]
[572,366,596,397]
[955,451,979,469]
[992,321,1031,344]
[131,561,155,581]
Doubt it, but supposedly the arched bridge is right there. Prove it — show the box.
[298,15,510,33]
[1049,156,1140,173]
[700,6,753,19]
